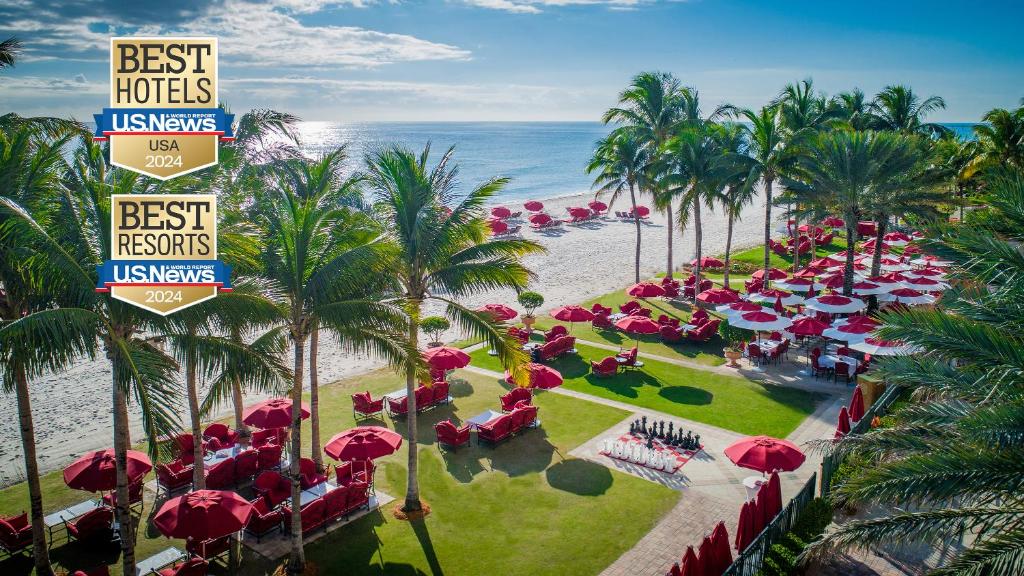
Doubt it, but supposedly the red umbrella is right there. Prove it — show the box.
[487,219,508,234]
[550,305,595,323]
[772,296,784,314]
[243,398,310,429]
[680,545,701,576]
[634,205,651,217]
[64,449,152,492]
[735,500,755,551]
[615,315,660,335]
[588,200,608,212]
[477,303,517,321]
[788,317,828,337]
[795,266,825,278]
[835,406,851,438]
[849,386,865,421]
[507,363,563,389]
[724,436,805,474]
[490,206,512,219]
[822,216,844,227]
[711,521,733,573]
[324,426,403,461]
[766,471,783,518]
[691,256,725,268]
[751,268,787,281]
[696,536,715,575]
[422,346,471,370]
[153,489,254,541]
[718,301,763,315]
[626,282,666,298]
[667,562,682,576]
[524,200,544,212]
[528,213,552,225]
[568,206,591,217]
[819,274,845,289]
[755,482,770,533]
[697,288,740,305]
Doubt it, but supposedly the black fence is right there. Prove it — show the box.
[722,472,817,576]
[819,384,902,498]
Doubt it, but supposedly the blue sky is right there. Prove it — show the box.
[1,0,1021,122]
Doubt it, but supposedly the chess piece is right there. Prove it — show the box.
[684,431,693,450]
[694,433,701,450]
[658,421,665,438]
[629,421,636,435]
[641,415,648,434]
[667,422,674,440]
[646,436,654,450]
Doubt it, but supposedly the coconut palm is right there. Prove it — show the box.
[365,143,543,514]
[784,130,925,294]
[973,103,1024,170]
[869,85,951,137]
[602,72,686,277]
[831,88,872,130]
[712,123,756,290]
[0,36,20,70]
[775,78,838,133]
[256,148,408,574]
[804,168,1024,574]
[1,136,182,576]
[933,136,982,222]
[587,129,653,283]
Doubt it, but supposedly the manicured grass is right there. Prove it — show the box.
[469,343,822,439]
[723,237,848,273]
[0,370,678,576]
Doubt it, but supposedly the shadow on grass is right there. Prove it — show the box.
[581,370,662,400]
[411,519,443,576]
[447,378,474,399]
[46,535,122,575]
[545,458,613,496]
[657,386,714,406]
[0,554,33,576]
[485,428,557,478]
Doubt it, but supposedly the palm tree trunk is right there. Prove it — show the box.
[113,381,135,576]
[186,349,204,489]
[693,197,703,305]
[723,210,735,291]
[868,218,888,312]
[404,300,422,512]
[629,182,641,284]
[287,331,306,576]
[792,214,800,274]
[843,220,856,296]
[809,224,817,268]
[309,323,323,472]
[762,178,773,288]
[665,203,674,280]
[14,362,52,576]
[232,376,247,438]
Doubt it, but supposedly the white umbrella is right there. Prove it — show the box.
[716,302,764,316]
[730,311,793,332]
[901,277,950,291]
[851,281,894,296]
[906,269,947,280]
[821,322,874,343]
[848,338,920,356]
[826,263,869,275]
[911,257,952,267]
[747,290,804,306]
[878,288,936,306]
[773,278,825,292]
[804,294,867,314]
[880,261,912,272]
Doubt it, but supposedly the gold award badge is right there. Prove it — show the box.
[94,37,234,179]
[96,194,232,315]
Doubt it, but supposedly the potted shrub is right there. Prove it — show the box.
[421,316,450,348]
[719,321,748,368]
[517,291,544,330]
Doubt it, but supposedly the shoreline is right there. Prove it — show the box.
[0,185,770,486]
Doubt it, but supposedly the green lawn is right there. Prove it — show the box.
[722,237,848,273]
[469,343,821,438]
[0,370,678,576]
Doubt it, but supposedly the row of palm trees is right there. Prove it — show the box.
[0,39,540,576]
[588,74,1023,296]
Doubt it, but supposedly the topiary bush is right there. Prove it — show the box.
[517,291,544,317]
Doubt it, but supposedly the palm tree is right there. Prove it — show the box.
[256,147,407,575]
[784,130,925,294]
[365,143,543,513]
[932,136,981,223]
[0,124,77,576]
[587,129,652,283]
[775,79,837,133]
[831,88,871,130]
[2,136,182,576]
[869,85,951,137]
[602,72,685,278]
[0,37,20,70]
[804,168,1024,574]
[711,124,756,290]
[973,103,1024,170]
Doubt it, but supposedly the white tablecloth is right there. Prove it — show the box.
[818,354,859,375]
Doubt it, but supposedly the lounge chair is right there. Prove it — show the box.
[186,534,231,563]
[592,313,612,329]
[500,386,532,411]
[0,512,32,556]
[281,499,326,536]
[477,414,514,446]
[155,461,193,497]
[591,357,619,377]
[615,346,643,369]
[174,434,201,466]
[543,325,568,342]
[253,471,291,507]
[352,391,385,420]
[205,458,235,489]
[233,449,259,484]
[687,319,720,343]
[660,325,683,343]
[102,476,144,511]
[434,420,471,451]
[245,497,283,542]
[202,423,239,446]
[256,443,283,472]
[66,507,113,543]
[508,326,530,344]
[386,396,409,418]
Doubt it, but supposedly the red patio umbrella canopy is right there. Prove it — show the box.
[816,294,852,305]
[477,303,518,321]
[752,268,788,281]
[422,346,471,370]
[723,301,763,313]
[154,489,254,541]
[64,449,152,492]
[524,200,544,212]
[588,200,608,212]
[528,213,552,224]
[735,500,756,551]
[550,305,595,323]
[696,536,715,575]
[788,317,828,336]
[680,545,701,576]
[324,426,403,461]
[691,256,724,268]
[724,435,806,474]
[525,363,563,389]
[626,282,666,298]
[243,398,310,429]
[490,206,511,218]
[836,406,852,437]
[615,315,661,334]
[697,288,740,304]
[850,386,865,421]
[822,216,844,227]
[710,521,733,573]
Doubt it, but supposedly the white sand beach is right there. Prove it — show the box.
[0,187,770,485]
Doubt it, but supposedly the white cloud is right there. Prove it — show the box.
[459,0,653,13]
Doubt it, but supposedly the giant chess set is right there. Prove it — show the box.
[599,416,703,474]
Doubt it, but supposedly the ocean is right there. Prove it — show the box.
[293,121,978,204]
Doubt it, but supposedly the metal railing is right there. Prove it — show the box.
[722,472,817,576]
[820,384,902,498]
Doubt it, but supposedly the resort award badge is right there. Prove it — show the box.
[93,38,233,315]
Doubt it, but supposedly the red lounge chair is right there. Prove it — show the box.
[634,307,652,317]
[0,512,31,556]
[620,301,641,315]
[245,497,283,542]
[352,391,384,420]
[157,558,208,576]
[174,434,201,466]
[71,567,111,576]
[155,461,193,496]
[500,387,532,412]
[538,335,576,362]
[202,423,239,446]
[205,458,235,489]
[663,284,680,298]
[544,325,568,342]
[335,461,354,486]
[387,396,409,418]
[744,279,763,294]
[299,458,328,490]
[186,534,231,562]
[414,385,433,411]
[687,318,721,343]
[691,309,709,325]
[660,325,683,343]
[282,498,326,536]
[233,449,259,484]
[509,406,530,434]
[323,485,350,522]
[591,357,619,377]
[592,313,612,329]
[257,444,283,472]
[508,326,530,344]
[590,303,613,316]
[345,480,371,514]
[253,471,291,507]
[616,346,642,368]
[66,507,113,543]
[102,476,144,510]
[250,428,278,448]
[431,380,450,407]
[435,420,471,451]
[477,414,513,446]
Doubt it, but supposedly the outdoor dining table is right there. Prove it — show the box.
[521,342,541,351]
[753,339,784,353]
[383,388,408,400]
[202,443,245,469]
[136,546,186,575]
[681,323,698,333]
[608,313,627,322]
[465,409,504,430]
[43,498,100,541]
[818,354,860,376]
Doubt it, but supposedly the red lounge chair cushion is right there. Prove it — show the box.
[158,558,208,576]
[388,396,408,415]
[257,444,283,471]
[68,507,113,541]
[431,381,450,405]
[591,357,618,376]
[205,458,235,489]
[0,513,31,551]
[660,325,682,342]
[187,535,231,559]
[299,458,328,490]
[202,423,239,445]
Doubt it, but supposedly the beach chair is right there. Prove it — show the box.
[434,420,471,451]
[0,512,31,556]
[352,391,385,420]
[591,357,619,377]
[245,498,283,542]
